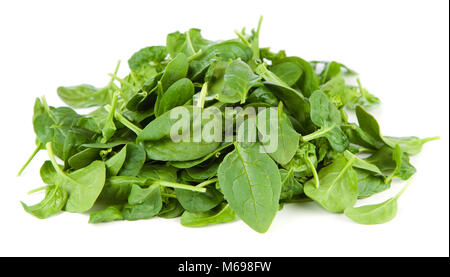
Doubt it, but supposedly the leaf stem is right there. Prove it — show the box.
[421,136,440,143]
[196,178,218,188]
[17,142,42,176]
[196,82,208,108]
[45,142,76,184]
[185,30,196,54]
[306,158,320,188]
[110,108,142,135]
[155,180,206,193]
[234,30,251,47]
[394,177,413,200]
[27,185,48,195]
[301,126,334,142]
[188,49,203,62]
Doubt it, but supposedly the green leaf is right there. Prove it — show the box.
[365,146,416,180]
[166,29,212,58]
[279,169,303,201]
[137,106,221,161]
[155,78,194,117]
[305,90,349,152]
[118,144,146,177]
[180,203,235,227]
[256,64,311,132]
[57,84,112,108]
[304,156,358,213]
[175,187,223,212]
[63,160,106,213]
[270,60,303,86]
[189,40,253,79]
[89,205,123,223]
[128,46,167,70]
[217,60,259,103]
[122,184,162,220]
[257,104,299,164]
[218,143,281,233]
[383,136,440,156]
[68,148,100,170]
[160,53,189,91]
[21,185,68,219]
[138,164,178,182]
[356,169,389,198]
[344,181,411,224]
[105,146,127,176]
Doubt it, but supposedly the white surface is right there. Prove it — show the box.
[0,0,448,257]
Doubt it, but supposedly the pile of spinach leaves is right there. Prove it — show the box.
[18,18,438,233]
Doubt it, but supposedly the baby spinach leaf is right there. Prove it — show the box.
[305,90,349,152]
[89,205,123,223]
[218,143,281,233]
[304,156,358,213]
[169,142,233,169]
[128,46,167,70]
[138,164,178,182]
[118,143,146,177]
[180,203,235,227]
[122,184,163,220]
[246,86,279,106]
[343,150,382,176]
[344,180,411,224]
[68,148,100,170]
[270,60,303,86]
[166,29,212,58]
[105,146,127,176]
[257,103,299,165]
[279,169,304,201]
[383,136,440,156]
[138,106,221,161]
[155,78,194,117]
[21,185,68,219]
[186,159,220,180]
[356,169,389,198]
[175,187,223,212]
[217,59,260,104]
[160,53,189,91]
[189,41,253,79]
[256,64,311,131]
[365,146,416,180]
[63,160,106,213]
[57,84,112,109]
[159,198,185,218]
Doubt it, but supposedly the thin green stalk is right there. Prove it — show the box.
[234,30,251,47]
[281,168,294,187]
[421,136,440,143]
[107,106,142,135]
[185,30,196,54]
[46,142,77,185]
[196,178,218,188]
[17,142,42,176]
[188,49,203,62]
[41,96,56,122]
[301,126,334,142]
[196,82,208,108]
[27,185,48,195]
[156,180,206,193]
[306,158,320,188]
[394,177,413,200]
[108,92,119,122]
[161,192,177,198]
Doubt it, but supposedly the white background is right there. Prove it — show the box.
[0,0,448,257]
